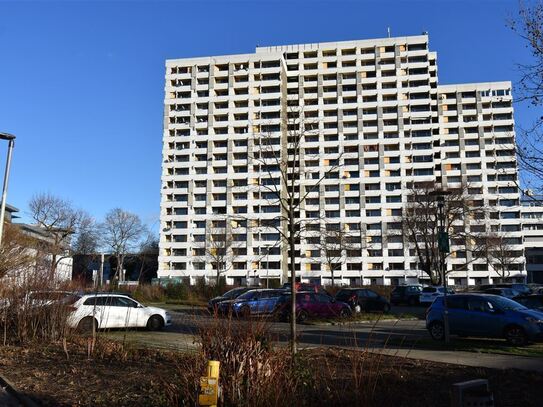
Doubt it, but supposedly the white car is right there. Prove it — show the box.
[68,294,172,332]
[419,286,455,305]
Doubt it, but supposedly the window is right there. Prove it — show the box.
[83,296,113,306]
[467,297,492,313]
[114,297,139,307]
[447,296,466,309]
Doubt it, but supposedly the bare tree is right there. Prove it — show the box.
[487,233,525,283]
[197,217,241,285]
[101,208,146,283]
[400,183,489,285]
[71,216,102,284]
[250,108,343,354]
[0,223,36,280]
[314,223,358,287]
[510,1,543,191]
[136,235,159,284]
[28,192,94,278]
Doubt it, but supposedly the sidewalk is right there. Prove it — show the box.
[374,347,543,372]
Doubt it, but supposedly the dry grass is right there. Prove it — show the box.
[0,270,84,346]
[1,333,543,406]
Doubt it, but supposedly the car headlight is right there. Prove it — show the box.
[525,316,543,324]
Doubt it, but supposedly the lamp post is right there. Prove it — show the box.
[0,132,15,248]
[430,189,451,343]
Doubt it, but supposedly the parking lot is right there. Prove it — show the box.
[102,302,543,373]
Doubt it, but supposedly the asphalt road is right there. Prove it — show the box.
[163,305,429,350]
[105,305,543,372]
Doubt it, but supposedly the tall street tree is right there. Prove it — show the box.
[510,1,543,192]
[100,208,147,283]
[197,216,241,285]
[486,233,525,283]
[314,223,359,287]
[400,183,489,285]
[29,192,95,278]
[250,107,343,354]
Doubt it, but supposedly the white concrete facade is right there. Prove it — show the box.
[159,35,524,286]
[522,198,543,283]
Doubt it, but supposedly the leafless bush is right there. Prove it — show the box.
[0,268,82,345]
[164,314,298,406]
[198,316,294,406]
[164,312,412,407]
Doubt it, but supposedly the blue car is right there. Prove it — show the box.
[426,294,543,346]
[230,289,284,318]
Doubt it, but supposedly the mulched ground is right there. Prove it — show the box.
[0,342,542,406]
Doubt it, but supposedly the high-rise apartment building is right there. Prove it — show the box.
[159,34,524,286]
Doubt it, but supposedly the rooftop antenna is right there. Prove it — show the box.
[387,27,391,38]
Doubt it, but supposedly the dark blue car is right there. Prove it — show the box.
[230,289,284,317]
[426,294,543,346]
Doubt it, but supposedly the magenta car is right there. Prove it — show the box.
[275,292,352,322]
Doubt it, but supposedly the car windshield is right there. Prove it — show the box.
[422,287,436,293]
[224,288,245,299]
[516,297,543,308]
[489,296,527,311]
[336,290,353,300]
[236,291,256,300]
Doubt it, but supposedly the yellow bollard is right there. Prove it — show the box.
[207,360,220,378]
[199,360,220,406]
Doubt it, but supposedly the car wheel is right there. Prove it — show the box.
[504,325,528,346]
[339,308,351,318]
[146,315,164,331]
[240,306,251,318]
[383,303,391,313]
[77,317,98,334]
[408,297,417,306]
[297,310,308,323]
[429,321,445,341]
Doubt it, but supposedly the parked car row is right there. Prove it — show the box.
[390,282,542,307]
[208,285,392,321]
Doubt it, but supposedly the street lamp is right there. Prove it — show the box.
[429,188,451,343]
[0,132,15,247]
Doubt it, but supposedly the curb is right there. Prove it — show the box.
[0,374,40,407]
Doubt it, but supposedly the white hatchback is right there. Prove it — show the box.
[68,294,172,332]
[419,286,455,305]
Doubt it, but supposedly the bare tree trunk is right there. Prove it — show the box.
[289,208,297,356]
[137,253,146,285]
[50,252,58,279]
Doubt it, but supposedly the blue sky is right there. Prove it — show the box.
[0,0,536,231]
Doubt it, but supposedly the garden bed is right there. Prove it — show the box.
[0,341,542,406]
